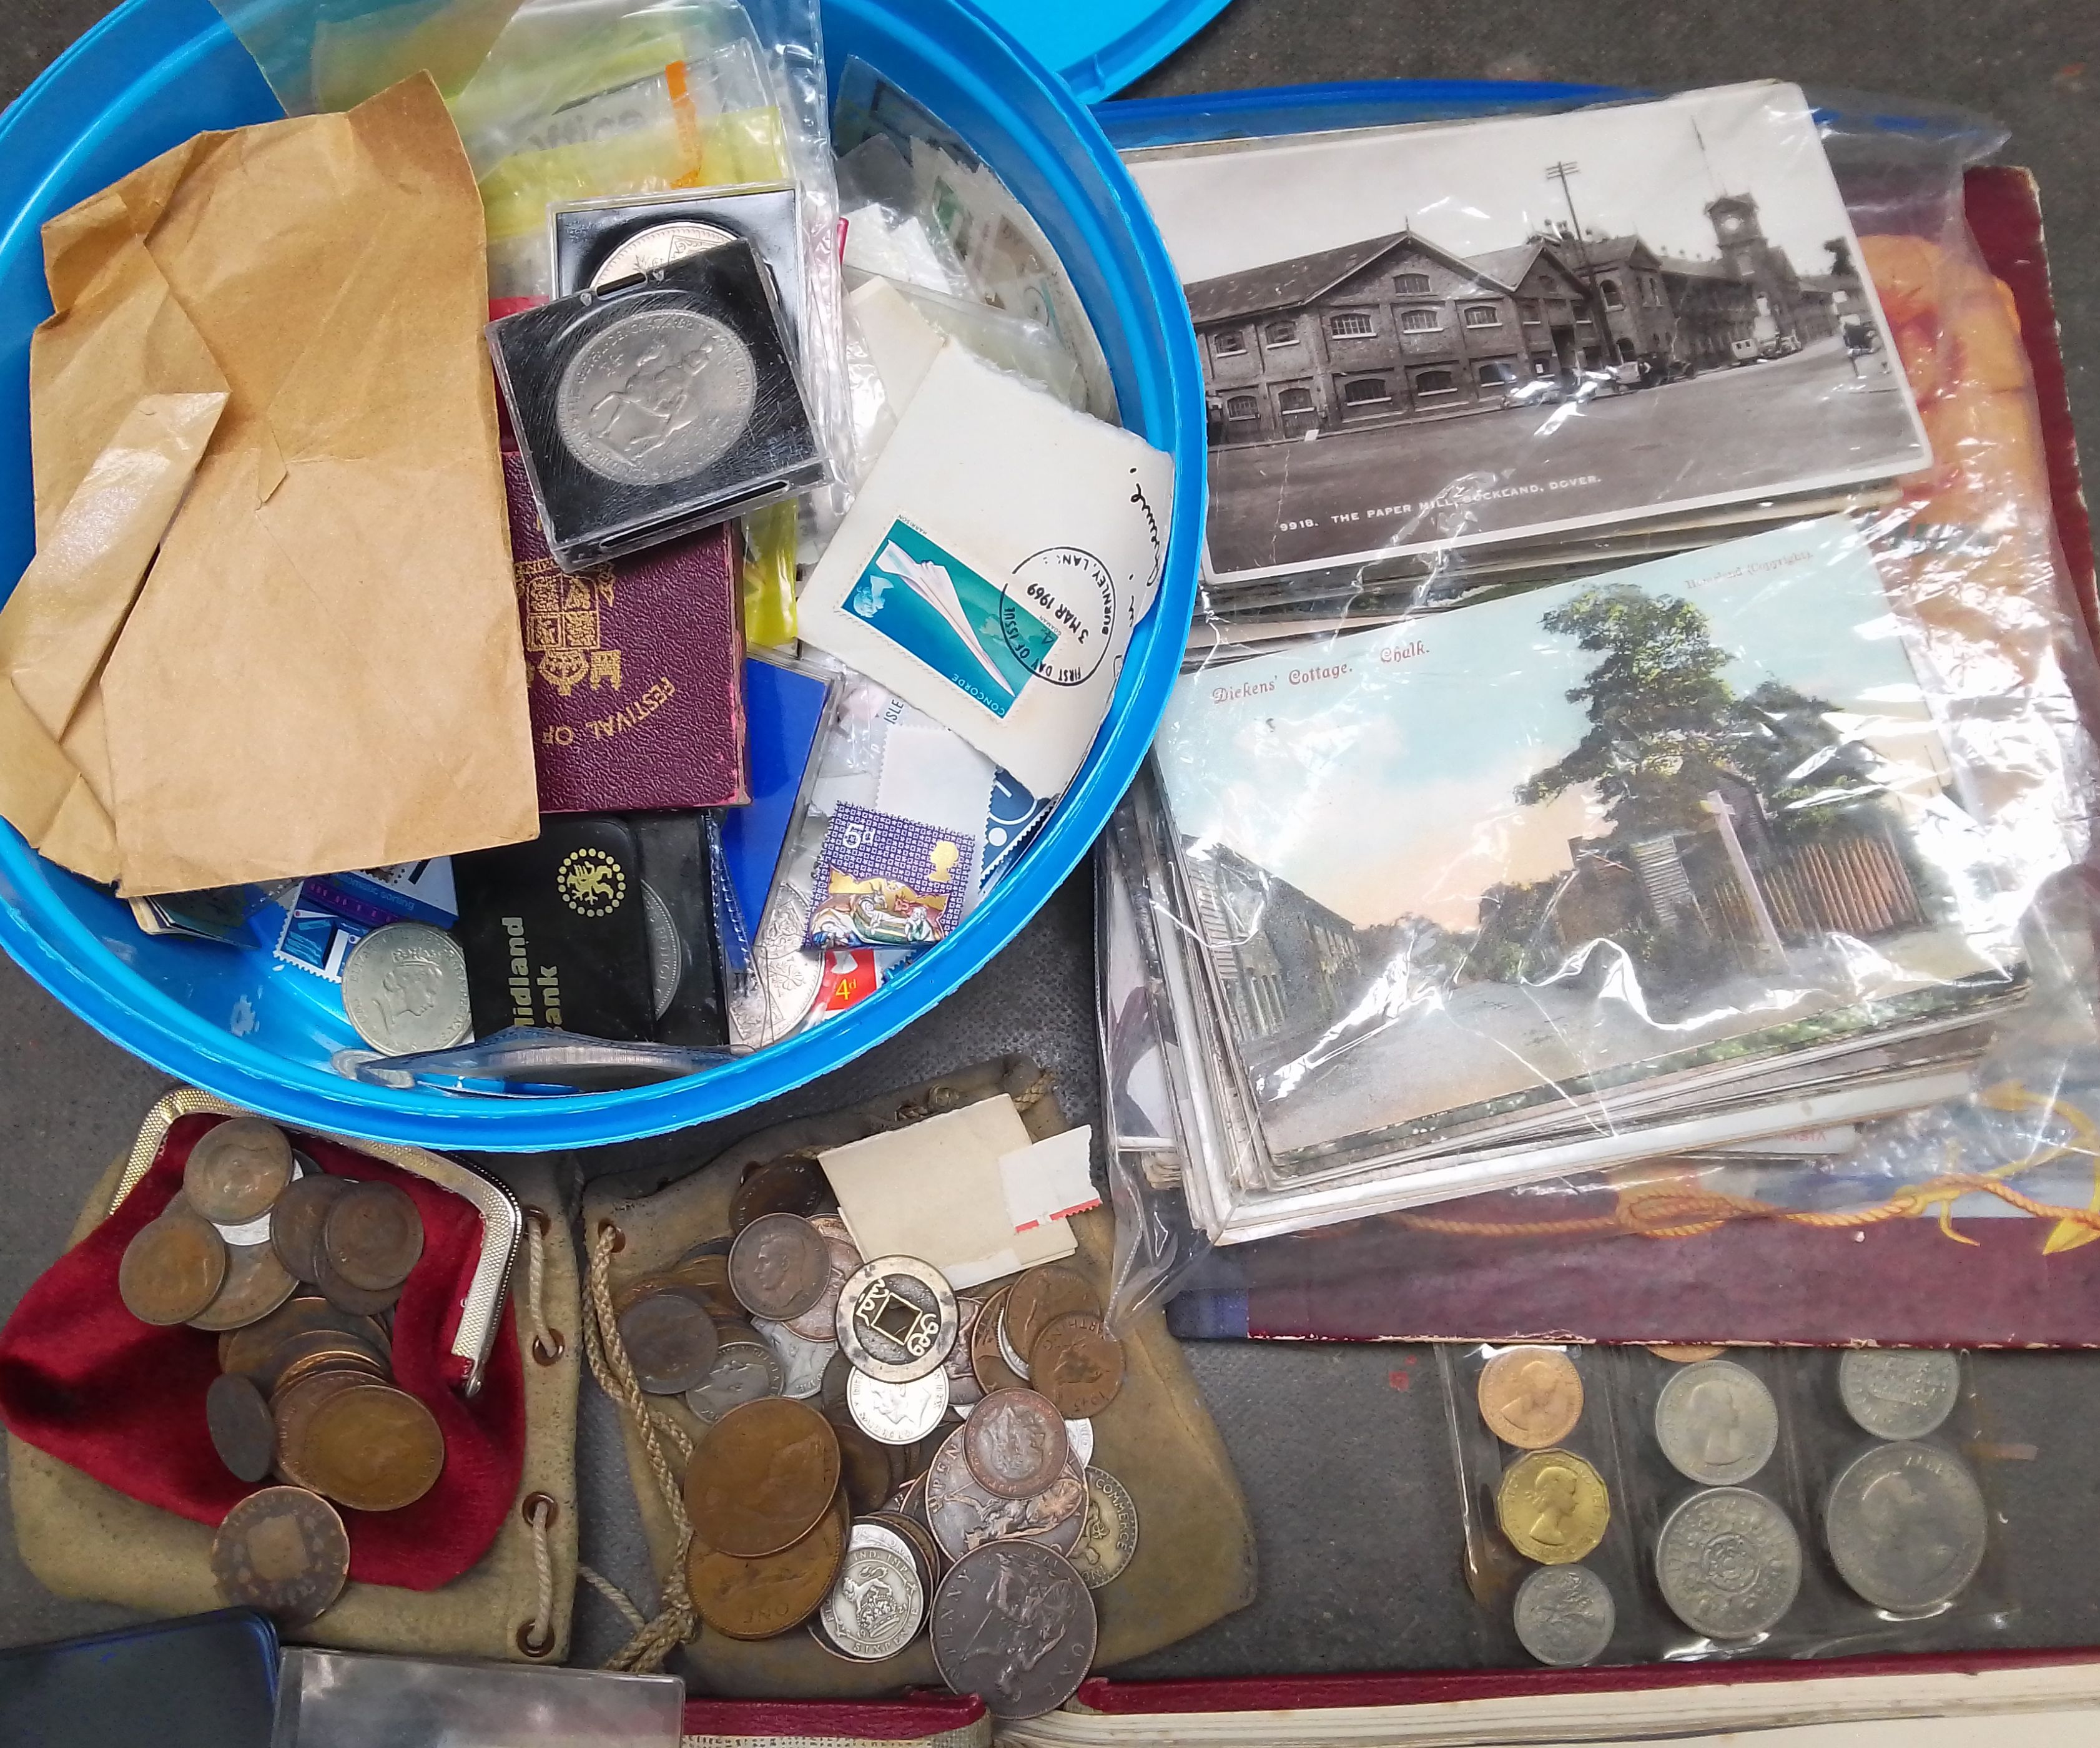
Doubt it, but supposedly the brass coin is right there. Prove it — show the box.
[118,1209,228,1325]
[313,1247,403,1317]
[683,1398,840,1558]
[298,1383,446,1512]
[686,1485,848,1640]
[210,1486,350,1627]
[970,1286,1027,1396]
[205,1372,277,1483]
[1004,1264,1098,1360]
[270,1174,351,1284]
[617,1287,722,1395]
[184,1118,294,1225]
[252,1326,390,1397]
[1030,1312,1126,1420]
[727,1213,831,1322]
[322,1182,425,1292]
[270,1370,377,1491]
[1497,1448,1610,1566]
[729,1156,831,1232]
[964,1389,1070,1500]
[221,1296,390,1379]
[1648,1345,1726,1364]
[1477,1347,1585,1450]
[188,1240,301,1332]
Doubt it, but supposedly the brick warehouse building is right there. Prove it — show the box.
[1190,191,1848,443]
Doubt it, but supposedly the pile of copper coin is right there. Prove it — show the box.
[614,1156,1140,1719]
[117,1117,443,1628]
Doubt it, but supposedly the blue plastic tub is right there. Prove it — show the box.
[0,0,1203,1149]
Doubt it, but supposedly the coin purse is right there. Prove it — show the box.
[488,242,824,573]
[0,1101,527,1593]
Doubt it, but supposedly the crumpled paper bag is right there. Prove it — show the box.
[0,74,537,896]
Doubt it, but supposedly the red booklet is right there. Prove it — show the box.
[503,451,749,812]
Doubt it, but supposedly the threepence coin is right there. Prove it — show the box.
[848,1366,950,1446]
[1654,1359,1779,1486]
[1070,1468,1138,1590]
[1496,1449,1609,1566]
[683,1398,841,1559]
[1838,1350,1962,1441]
[1655,1486,1802,1640]
[820,1538,925,1661]
[729,1213,832,1322]
[931,1542,1097,1720]
[1648,1345,1725,1363]
[210,1486,350,1628]
[1825,1441,1987,1611]
[184,1118,294,1225]
[1513,1564,1616,1666]
[1477,1347,1584,1450]
[591,219,741,289]
[837,1256,959,1384]
[556,305,757,487]
[341,923,472,1056]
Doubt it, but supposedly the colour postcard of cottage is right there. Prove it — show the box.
[1151,518,2016,1167]
[1125,83,1931,583]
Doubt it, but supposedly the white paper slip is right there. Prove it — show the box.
[999,1126,1102,1233]
[877,714,997,901]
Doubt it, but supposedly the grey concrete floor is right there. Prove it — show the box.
[4,0,2100,1687]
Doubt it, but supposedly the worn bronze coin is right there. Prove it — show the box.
[787,1224,862,1343]
[270,1369,377,1491]
[618,1287,722,1395]
[298,1382,446,1512]
[252,1325,390,1396]
[729,1156,831,1232]
[119,1209,228,1325]
[272,1343,388,1400]
[728,1213,832,1322]
[1478,1347,1585,1450]
[825,1405,901,1516]
[222,1296,390,1378]
[1647,1344,1727,1364]
[926,1425,1087,1564]
[184,1119,295,1225]
[322,1181,425,1292]
[189,1240,301,1332]
[210,1485,350,1627]
[965,1389,1071,1499]
[946,1296,987,1410]
[683,1397,841,1558]
[313,1247,404,1317]
[970,1286,1028,1395]
[1030,1312,1126,1419]
[1005,1265,1098,1361]
[205,1371,277,1483]
[686,1485,849,1639]
[270,1174,351,1284]
[931,1541,1097,1720]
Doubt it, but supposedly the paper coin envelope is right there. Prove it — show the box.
[796,333,1173,800]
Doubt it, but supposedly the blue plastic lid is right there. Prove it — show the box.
[973,0,1235,103]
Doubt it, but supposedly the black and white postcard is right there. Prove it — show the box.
[1125,83,1931,582]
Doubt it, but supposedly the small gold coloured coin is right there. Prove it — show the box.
[1497,1448,1610,1566]
[1477,1347,1584,1449]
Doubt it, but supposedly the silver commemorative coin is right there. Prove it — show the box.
[1655,1359,1779,1486]
[555,305,757,487]
[590,219,740,290]
[1838,1350,1961,1441]
[684,1332,784,1424]
[1070,1467,1138,1591]
[1513,1564,1615,1666]
[849,1366,950,1445]
[340,923,472,1056]
[820,1541,924,1661]
[1655,1486,1802,1641]
[750,1316,834,1400]
[931,1542,1097,1720]
[639,880,683,1020]
[836,1255,959,1383]
[1826,1441,1987,1611]
[729,888,824,1049]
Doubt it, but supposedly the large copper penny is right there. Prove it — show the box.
[728,1214,831,1321]
[270,1369,378,1491]
[618,1287,721,1395]
[970,1286,1027,1396]
[221,1297,390,1379]
[1004,1264,1098,1360]
[210,1486,350,1627]
[683,1398,841,1558]
[270,1174,351,1284]
[313,1247,403,1317]
[184,1119,295,1225]
[189,1240,301,1332]
[729,1157,831,1232]
[687,1485,848,1640]
[322,1182,425,1292]
[1477,1347,1584,1450]
[119,1209,228,1325]
[254,1327,390,1397]
[298,1383,446,1511]
[925,1425,1085,1563]
[930,1541,1097,1719]
[1030,1312,1126,1420]
[205,1372,277,1483]
[964,1390,1070,1499]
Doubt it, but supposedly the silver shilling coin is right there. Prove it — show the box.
[820,1539,925,1661]
[555,304,757,487]
[1654,1359,1780,1486]
[684,1330,784,1424]
[729,887,824,1049]
[1655,1486,1802,1641]
[1838,1350,1962,1441]
[590,219,741,289]
[750,1315,834,1400]
[1513,1563,1615,1666]
[340,923,472,1056]
[1070,1467,1139,1591]
[848,1365,950,1445]
[836,1255,959,1383]
[1825,1441,1987,1611]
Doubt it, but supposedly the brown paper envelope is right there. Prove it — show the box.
[10,74,537,895]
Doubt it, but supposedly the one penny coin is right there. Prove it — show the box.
[298,1383,446,1512]
[729,1157,831,1232]
[205,1372,277,1483]
[683,1398,841,1558]
[254,1326,389,1397]
[189,1240,301,1332]
[686,1486,849,1639]
[119,1209,228,1325]
[209,1486,350,1627]
[1477,1347,1585,1450]
[728,1213,831,1322]
[221,1297,390,1380]
[322,1182,425,1292]
[964,1390,1070,1500]
[312,1247,404,1317]
[1029,1312,1126,1419]
[184,1119,294,1226]
[270,1370,378,1491]
[270,1174,351,1284]
[618,1287,722,1395]
[1004,1265,1098,1360]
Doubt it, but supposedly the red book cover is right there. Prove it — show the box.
[503,452,749,812]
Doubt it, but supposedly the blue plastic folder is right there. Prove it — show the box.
[721,656,834,933]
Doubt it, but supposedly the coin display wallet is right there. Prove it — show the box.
[488,243,822,572]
